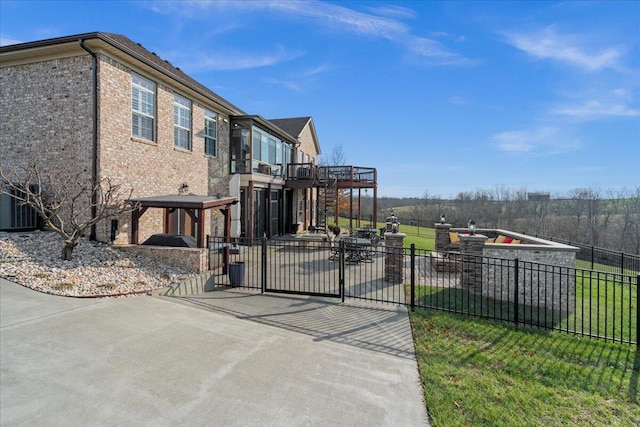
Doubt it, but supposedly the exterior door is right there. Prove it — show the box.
[253,189,267,238]
[270,190,279,237]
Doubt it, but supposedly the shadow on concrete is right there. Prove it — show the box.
[160,288,416,360]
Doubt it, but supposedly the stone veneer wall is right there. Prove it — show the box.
[434,223,451,252]
[482,245,577,314]
[446,229,578,314]
[296,120,319,231]
[0,56,94,223]
[384,233,405,283]
[115,244,208,273]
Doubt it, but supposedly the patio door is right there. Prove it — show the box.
[253,189,267,238]
[270,190,280,237]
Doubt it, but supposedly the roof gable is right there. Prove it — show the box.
[269,116,321,155]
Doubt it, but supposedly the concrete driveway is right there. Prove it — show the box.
[1,278,429,426]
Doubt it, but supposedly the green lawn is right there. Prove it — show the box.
[411,309,640,426]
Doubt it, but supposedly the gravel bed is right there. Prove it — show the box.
[0,231,192,297]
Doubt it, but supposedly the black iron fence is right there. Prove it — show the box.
[208,236,638,346]
[526,233,640,275]
[411,248,638,345]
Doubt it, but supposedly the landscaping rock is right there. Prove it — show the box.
[0,231,191,297]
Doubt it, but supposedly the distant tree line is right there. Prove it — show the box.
[361,186,640,255]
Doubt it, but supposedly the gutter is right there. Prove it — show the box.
[79,39,99,241]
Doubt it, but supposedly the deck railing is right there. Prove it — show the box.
[284,164,377,184]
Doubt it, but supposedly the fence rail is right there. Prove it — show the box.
[527,233,640,275]
[208,236,638,346]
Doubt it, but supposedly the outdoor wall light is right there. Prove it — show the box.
[178,182,189,194]
[391,211,399,233]
[468,219,476,235]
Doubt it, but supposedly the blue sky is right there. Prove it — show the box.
[1,0,638,198]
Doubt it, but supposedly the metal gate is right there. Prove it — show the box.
[209,236,400,304]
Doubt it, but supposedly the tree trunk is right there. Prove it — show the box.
[61,243,76,261]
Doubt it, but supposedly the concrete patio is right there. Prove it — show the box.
[0,277,429,426]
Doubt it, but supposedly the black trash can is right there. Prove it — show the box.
[228,262,245,287]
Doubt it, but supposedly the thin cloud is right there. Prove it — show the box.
[430,31,466,43]
[167,46,304,72]
[552,100,639,119]
[301,63,334,78]
[263,63,332,91]
[151,0,476,67]
[491,127,580,155]
[504,26,625,72]
[550,88,640,120]
[0,35,23,46]
[448,96,471,106]
[404,37,479,66]
[263,77,302,92]
[365,5,417,20]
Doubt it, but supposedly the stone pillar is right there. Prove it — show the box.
[384,232,405,284]
[435,223,452,252]
[459,234,486,293]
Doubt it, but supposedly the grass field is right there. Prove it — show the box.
[411,309,640,426]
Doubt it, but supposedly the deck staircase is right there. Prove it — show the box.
[316,175,337,230]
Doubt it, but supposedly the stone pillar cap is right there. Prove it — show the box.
[459,233,487,240]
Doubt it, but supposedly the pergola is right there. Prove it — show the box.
[129,194,237,248]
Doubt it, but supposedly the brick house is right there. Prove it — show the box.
[0,32,324,245]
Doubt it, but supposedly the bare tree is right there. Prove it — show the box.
[616,187,640,254]
[1,163,138,260]
[319,145,346,166]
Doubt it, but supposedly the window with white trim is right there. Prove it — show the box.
[174,94,191,150]
[131,74,155,141]
[204,109,217,156]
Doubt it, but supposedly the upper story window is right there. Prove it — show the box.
[204,109,217,156]
[174,94,191,150]
[131,74,156,141]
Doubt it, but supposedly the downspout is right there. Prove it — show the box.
[79,39,99,241]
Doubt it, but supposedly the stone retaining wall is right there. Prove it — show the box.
[115,245,208,273]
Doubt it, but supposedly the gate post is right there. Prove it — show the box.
[384,232,405,284]
[459,233,486,294]
[261,237,267,293]
[410,244,416,312]
[636,275,639,348]
[514,258,519,325]
[339,240,345,303]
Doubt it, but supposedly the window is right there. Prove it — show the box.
[268,136,277,164]
[131,74,155,141]
[204,109,217,156]
[174,94,191,150]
